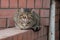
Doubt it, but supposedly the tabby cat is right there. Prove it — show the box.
[14,8,40,32]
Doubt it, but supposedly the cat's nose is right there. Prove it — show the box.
[23,16,26,19]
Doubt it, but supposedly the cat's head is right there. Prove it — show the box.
[19,8,34,23]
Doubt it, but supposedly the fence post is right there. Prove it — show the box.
[49,0,55,40]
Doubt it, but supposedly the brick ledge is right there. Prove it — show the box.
[0,28,28,40]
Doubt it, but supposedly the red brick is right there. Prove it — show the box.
[0,9,17,18]
[31,30,39,40]
[6,37,13,40]
[0,28,6,30]
[22,32,28,40]
[35,0,42,8]
[22,31,32,40]
[34,32,38,39]
[40,10,49,17]
[42,36,47,40]
[38,38,41,40]
[13,35,17,40]
[40,18,49,26]
[7,18,15,28]
[38,26,43,37]
[28,30,32,40]
[30,30,35,40]
[39,37,43,40]
[10,0,17,8]
[43,0,50,8]
[27,0,34,8]
[0,38,7,40]
[39,26,44,36]
[19,0,26,8]
[17,33,22,40]
[43,27,47,35]
[1,0,9,8]
[37,31,40,38]
[26,30,32,40]
[0,19,6,27]
[40,37,43,40]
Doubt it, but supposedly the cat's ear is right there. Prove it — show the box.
[31,9,35,13]
[20,8,24,12]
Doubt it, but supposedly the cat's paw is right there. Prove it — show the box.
[31,26,41,32]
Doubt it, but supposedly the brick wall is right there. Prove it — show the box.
[0,0,50,40]
[0,0,50,28]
